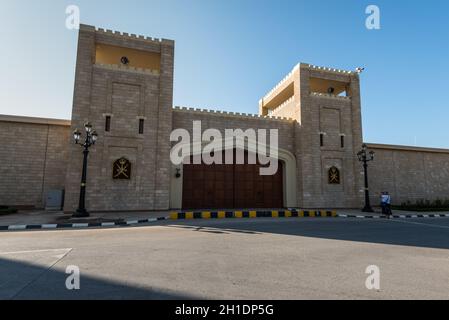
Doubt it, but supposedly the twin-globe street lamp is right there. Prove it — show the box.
[357,143,375,213]
[72,122,98,218]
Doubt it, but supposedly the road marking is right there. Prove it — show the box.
[101,222,115,227]
[8,225,26,230]
[72,223,89,228]
[42,224,58,229]
[0,248,73,255]
[2,248,73,300]
[390,219,449,230]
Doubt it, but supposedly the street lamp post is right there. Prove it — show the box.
[72,122,98,218]
[357,144,375,213]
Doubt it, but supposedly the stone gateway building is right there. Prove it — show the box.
[1,24,449,212]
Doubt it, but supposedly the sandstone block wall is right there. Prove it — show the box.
[368,144,449,205]
[0,116,70,208]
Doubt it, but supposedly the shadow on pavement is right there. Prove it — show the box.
[0,257,199,300]
[165,218,449,250]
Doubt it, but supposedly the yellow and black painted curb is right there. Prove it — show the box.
[169,210,337,220]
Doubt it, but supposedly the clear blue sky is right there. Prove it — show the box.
[1,0,448,148]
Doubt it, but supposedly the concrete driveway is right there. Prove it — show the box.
[1,218,449,299]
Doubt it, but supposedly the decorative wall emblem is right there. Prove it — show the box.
[120,56,130,65]
[113,158,131,180]
[328,166,340,184]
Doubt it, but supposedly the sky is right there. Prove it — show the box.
[0,0,448,148]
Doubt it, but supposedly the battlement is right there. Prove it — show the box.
[260,62,354,104]
[261,64,300,103]
[94,63,160,76]
[301,63,354,75]
[310,92,351,101]
[173,106,295,122]
[268,96,295,116]
[80,24,174,46]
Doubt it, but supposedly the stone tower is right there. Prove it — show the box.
[260,63,364,208]
[64,25,175,212]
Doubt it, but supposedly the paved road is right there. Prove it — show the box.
[1,218,449,299]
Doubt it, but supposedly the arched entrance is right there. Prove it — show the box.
[169,141,298,209]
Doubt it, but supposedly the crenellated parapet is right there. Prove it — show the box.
[261,64,300,103]
[268,96,295,116]
[309,92,351,101]
[301,63,355,75]
[93,63,160,76]
[79,24,174,46]
[173,106,295,122]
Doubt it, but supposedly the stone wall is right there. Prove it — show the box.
[0,116,70,208]
[367,144,449,205]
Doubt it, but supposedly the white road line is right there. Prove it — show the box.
[72,223,89,228]
[391,219,449,230]
[42,224,58,229]
[101,222,115,227]
[8,225,26,230]
[0,248,73,255]
[7,248,73,300]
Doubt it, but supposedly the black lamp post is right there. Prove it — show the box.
[357,144,375,213]
[72,122,98,218]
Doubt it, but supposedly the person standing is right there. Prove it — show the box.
[385,192,392,216]
[380,192,388,215]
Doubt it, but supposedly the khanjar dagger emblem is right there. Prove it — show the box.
[328,166,340,184]
[113,158,131,179]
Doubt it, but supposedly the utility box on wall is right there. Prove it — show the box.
[45,190,65,211]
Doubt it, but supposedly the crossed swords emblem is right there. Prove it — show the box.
[329,167,340,184]
[114,158,130,179]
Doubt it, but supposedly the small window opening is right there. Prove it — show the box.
[340,135,345,148]
[139,119,145,134]
[105,116,111,132]
[320,133,324,147]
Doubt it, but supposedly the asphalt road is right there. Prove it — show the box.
[1,217,449,300]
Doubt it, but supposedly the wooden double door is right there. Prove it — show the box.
[182,150,283,209]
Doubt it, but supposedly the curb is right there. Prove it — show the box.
[169,210,337,220]
[0,217,169,232]
[339,213,449,219]
[2,211,449,232]
[0,210,337,231]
